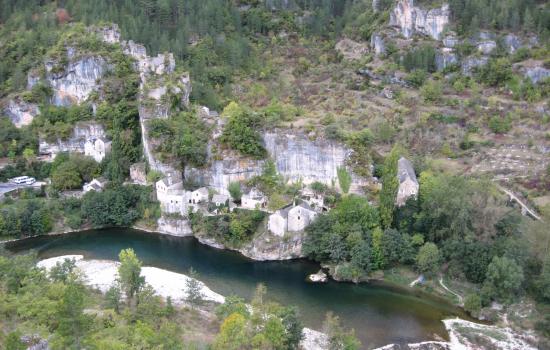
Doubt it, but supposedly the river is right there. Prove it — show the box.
[5,228,470,349]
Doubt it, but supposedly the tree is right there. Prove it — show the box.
[279,306,303,350]
[337,167,352,194]
[379,145,401,228]
[464,293,482,317]
[118,249,145,308]
[51,161,82,191]
[482,256,524,304]
[49,258,77,283]
[322,312,361,350]
[536,255,550,302]
[416,243,441,276]
[213,313,249,350]
[228,182,242,202]
[5,330,25,350]
[185,267,203,308]
[105,282,122,313]
[54,282,92,349]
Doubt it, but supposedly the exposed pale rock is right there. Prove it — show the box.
[3,99,39,127]
[157,216,193,236]
[461,56,489,75]
[443,35,460,48]
[477,40,497,55]
[45,55,108,106]
[130,162,147,184]
[389,0,450,40]
[307,270,328,283]
[39,121,107,158]
[435,49,458,71]
[263,132,367,193]
[371,33,386,56]
[522,66,550,84]
[503,34,522,54]
[514,60,550,84]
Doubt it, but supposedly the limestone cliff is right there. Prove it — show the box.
[3,99,39,127]
[186,130,368,196]
[389,0,450,40]
[41,52,109,106]
[39,121,106,157]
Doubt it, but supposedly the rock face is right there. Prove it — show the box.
[39,121,107,158]
[264,132,363,191]
[371,33,386,56]
[477,40,497,55]
[522,66,550,84]
[3,99,39,127]
[95,24,191,175]
[389,0,450,40]
[435,49,458,71]
[187,131,367,196]
[461,56,489,75]
[45,54,109,106]
[156,216,193,236]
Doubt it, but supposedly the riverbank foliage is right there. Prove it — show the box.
[1,249,358,350]
[190,209,266,248]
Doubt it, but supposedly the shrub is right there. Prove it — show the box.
[464,293,482,317]
[416,243,441,276]
[488,115,512,134]
[421,80,443,103]
[406,69,427,88]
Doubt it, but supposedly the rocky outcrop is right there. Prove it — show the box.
[522,66,550,84]
[3,99,39,127]
[264,132,366,192]
[435,49,458,71]
[461,56,489,75]
[476,40,496,55]
[45,54,109,106]
[39,121,106,157]
[94,24,191,175]
[185,157,264,195]
[389,0,450,40]
[443,35,459,48]
[156,216,193,236]
[371,33,386,56]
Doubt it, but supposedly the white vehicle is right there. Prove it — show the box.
[10,176,36,185]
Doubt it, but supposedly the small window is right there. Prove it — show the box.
[298,216,301,220]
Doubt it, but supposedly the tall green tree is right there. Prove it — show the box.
[379,145,401,228]
[118,248,145,309]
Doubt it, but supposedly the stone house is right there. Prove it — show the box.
[84,136,112,162]
[268,202,318,237]
[241,188,267,210]
[396,157,419,207]
[156,172,185,214]
[191,187,209,204]
[83,178,108,193]
[212,194,229,207]
[130,162,147,184]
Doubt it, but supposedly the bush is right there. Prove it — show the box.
[402,46,437,73]
[220,102,266,159]
[421,80,443,103]
[476,58,512,87]
[416,243,441,276]
[406,70,427,88]
[464,293,482,317]
[488,115,512,134]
